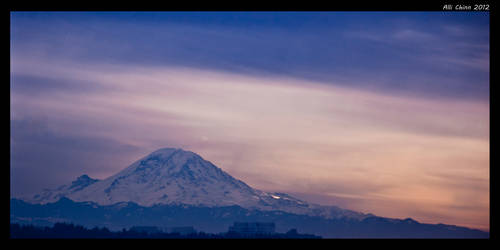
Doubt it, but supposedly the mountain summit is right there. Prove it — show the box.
[24,148,367,220]
[17,148,489,237]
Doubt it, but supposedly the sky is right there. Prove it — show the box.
[10,11,489,231]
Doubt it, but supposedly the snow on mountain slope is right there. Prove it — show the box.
[24,148,368,220]
[24,174,99,204]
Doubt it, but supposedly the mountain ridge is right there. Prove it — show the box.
[12,147,489,237]
[21,147,369,221]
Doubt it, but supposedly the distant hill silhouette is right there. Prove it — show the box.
[11,198,489,238]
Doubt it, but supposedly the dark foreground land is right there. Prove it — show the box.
[10,223,321,239]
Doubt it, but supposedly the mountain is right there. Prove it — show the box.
[10,198,489,238]
[22,148,367,220]
[26,174,99,204]
[15,147,489,238]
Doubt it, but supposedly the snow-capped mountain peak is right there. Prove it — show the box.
[69,175,99,190]
[23,147,369,220]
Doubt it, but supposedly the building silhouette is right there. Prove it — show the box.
[129,226,161,234]
[228,222,275,235]
[167,226,196,235]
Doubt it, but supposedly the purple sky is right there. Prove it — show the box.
[10,12,489,231]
